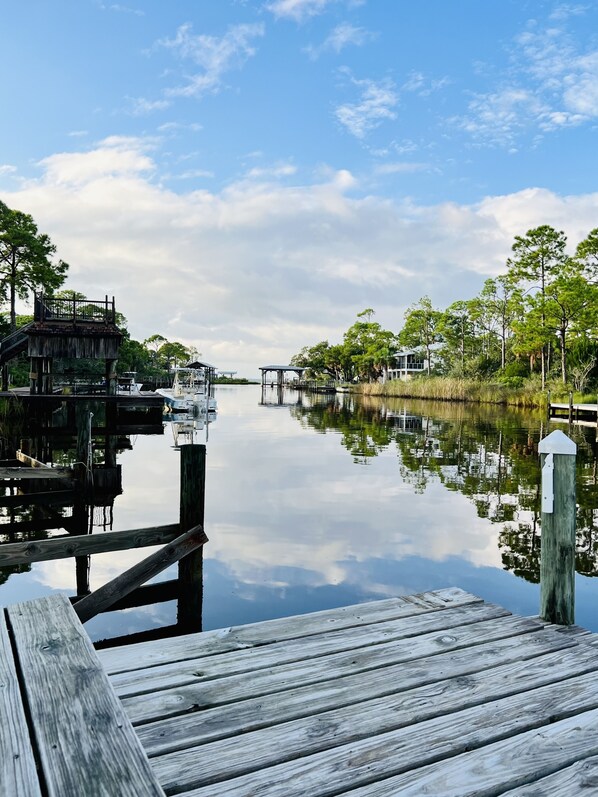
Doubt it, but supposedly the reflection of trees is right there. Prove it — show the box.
[290,399,395,464]
[290,395,598,582]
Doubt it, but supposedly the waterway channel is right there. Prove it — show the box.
[1,384,597,642]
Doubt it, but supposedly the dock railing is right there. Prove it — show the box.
[34,294,117,324]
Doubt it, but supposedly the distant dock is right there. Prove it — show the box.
[549,400,598,427]
[5,587,598,795]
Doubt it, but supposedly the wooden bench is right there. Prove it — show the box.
[1,593,164,796]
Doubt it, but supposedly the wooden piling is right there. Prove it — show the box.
[177,444,206,632]
[539,430,577,625]
[73,524,207,623]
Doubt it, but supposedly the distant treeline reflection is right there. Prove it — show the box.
[290,395,598,583]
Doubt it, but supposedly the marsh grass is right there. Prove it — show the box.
[360,377,553,408]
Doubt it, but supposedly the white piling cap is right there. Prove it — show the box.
[538,429,577,455]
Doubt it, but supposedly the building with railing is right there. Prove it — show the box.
[386,350,427,381]
[0,294,122,394]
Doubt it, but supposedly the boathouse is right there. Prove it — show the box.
[0,294,122,394]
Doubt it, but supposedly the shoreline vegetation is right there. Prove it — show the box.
[356,376,589,409]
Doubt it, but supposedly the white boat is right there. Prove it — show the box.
[156,367,218,413]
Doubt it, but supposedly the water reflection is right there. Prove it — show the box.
[289,393,598,585]
[1,386,597,641]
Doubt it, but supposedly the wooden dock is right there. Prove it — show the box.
[5,588,598,795]
[550,401,598,425]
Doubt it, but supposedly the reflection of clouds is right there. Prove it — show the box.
[34,546,170,591]
[29,387,502,606]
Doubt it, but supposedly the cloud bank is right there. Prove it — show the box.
[3,137,598,376]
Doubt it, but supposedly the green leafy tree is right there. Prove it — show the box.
[507,225,568,387]
[399,296,443,374]
[438,300,476,373]
[158,341,191,372]
[0,202,69,331]
[544,260,598,383]
[472,276,523,370]
[575,227,598,283]
[343,309,399,382]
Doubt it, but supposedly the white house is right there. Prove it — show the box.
[386,350,427,381]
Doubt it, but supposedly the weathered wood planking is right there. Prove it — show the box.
[0,612,42,797]
[99,586,480,674]
[109,600,510,697]
[7,595,165,797]
[499,755,598,795]
[0,523,180,567]
[100,589,598,795]
[152,663,598,793]
[136,635,590,757]
[124,615,549,726]
[178,698,598,797]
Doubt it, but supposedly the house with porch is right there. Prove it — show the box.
[386,350,427,381]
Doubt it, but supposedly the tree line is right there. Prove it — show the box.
[291,225,598,392]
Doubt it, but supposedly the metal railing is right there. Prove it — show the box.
[34,295,116,324]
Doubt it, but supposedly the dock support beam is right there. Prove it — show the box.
[539,429,577,625]
[178,444,206,632]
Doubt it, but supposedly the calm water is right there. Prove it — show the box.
[1,384,597,642]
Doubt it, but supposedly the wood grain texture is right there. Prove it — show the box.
[0,524,180,567]
[98,587,481,674]
[7,594,165,797]
[0,611,42,797]
[74,524,207,623]
[499,755,598,795]
[179,691,598,797]
[120,614,543,722]
[109,601,513,697]
[137,638,595,758]
[153,664,598,793]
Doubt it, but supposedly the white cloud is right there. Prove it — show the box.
[335,76,398,139]
[98,2,144,15]
[455,16,598,146]
[374,162,429,175]
[265,0,337,22]
[37,136,156,185]
[158,22,264,99]
[128,97,171,116]
[305,22,375,59]
[402,71,450,96]
[0,164,17,176]
[4,140,598,376]
[454,87,548,148]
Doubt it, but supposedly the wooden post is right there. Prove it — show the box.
[568,391,573,424]
[73,523,207,623]
[177,444,206,632]
[539,429,577,625]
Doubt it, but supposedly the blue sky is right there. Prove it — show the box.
[2,0,598,375]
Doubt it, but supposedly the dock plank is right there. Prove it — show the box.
[0,612,42,797]
[499,755,598,795]
[323,709,598,797]
[152,656,598,792]
[177,684,598,797]
[98,586,481,674]
[109,600,511,697]
[137,637,593,757]
[121,614,544,723]
[7,594,165,797]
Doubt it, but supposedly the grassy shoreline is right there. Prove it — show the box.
[357,377,588,409]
